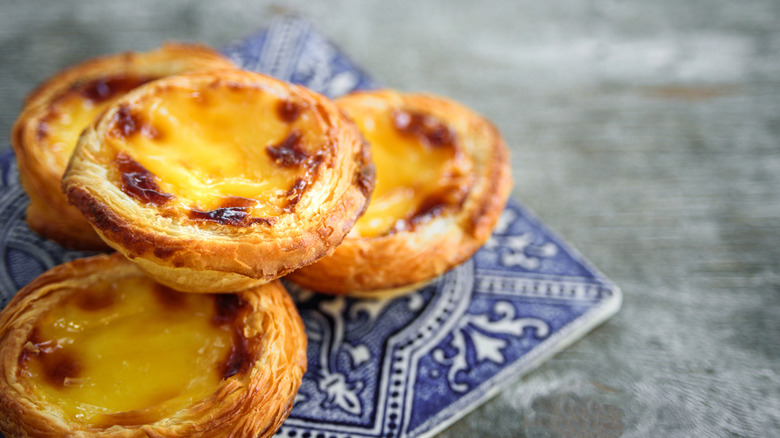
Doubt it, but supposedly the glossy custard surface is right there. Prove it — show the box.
[18,275,238,426]
[341,100,473,237]
[105,82,327,218]
[37,75,153,172]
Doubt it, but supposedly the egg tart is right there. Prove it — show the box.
[287,90,512,296]
[11,43,235,250]
[62,69,374,293]
[0,253,306,438]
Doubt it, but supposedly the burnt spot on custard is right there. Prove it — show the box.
[35,111,56,141]
[220,196,257,209]
[188,207,274,226]
[115,151,174,206]
[211,294,244,326]
[211,294,255,379]
[38,349,82,388]
[409,187,467,226]
[265,129,330,211]
[19,328,82,388]
[266,131,308,167]
[392,109,457,149]
[221,332,251,379]
[391,183,471,235]
[354,139,376,202]
[78,75,155,104]
[276,99,302,123]
[188,196,274,227]
[152,283,188,310]
[70,288,116,312]
[35,75,155,141]
[283,149,326,212]
[285,178,307,211]
[108,104,162,140]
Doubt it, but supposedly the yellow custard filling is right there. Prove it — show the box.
[106,83,326,216]
[341,101,472,237]
[39,76,154,172]
[19,276,236,426]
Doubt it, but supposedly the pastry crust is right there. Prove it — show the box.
[287,90,512,295]
[0,253,307,438]
[11,43,235,250]
[62,70,374,293]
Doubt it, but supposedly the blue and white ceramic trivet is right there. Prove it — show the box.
[0,15,621,438]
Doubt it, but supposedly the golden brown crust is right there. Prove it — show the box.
[11,43,236,250]
[287,89,512,295]
[0,253,307,438]
[62,70,374,293]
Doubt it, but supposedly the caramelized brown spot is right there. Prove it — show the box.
[391,185,470,234]
[285,178,307,211]
[189,207,250,226]
[266,131,308,167]
[72,289,116,312]
[254,217,274,226]
[392,109,457,148]
[220,196,257,209]
[222,332,251,378]
[109,104,161,139]
[116,151,173,206]
[211,294,245,326]
[276,99,302,123]
[36,116,53,140]
[152,283,188,310]
[284,151,327,212]
[110,105,141,137]
[225,81,243,91]
[209,294,255,378]
[409,192,456,226]
[354,141,376,200]
[79,75,154,103]
[188,206,274,227]
[356,165,376,199]
[20,329,82,388]
[153,245,177,259]
[187,196,262,226]
[42,350,82,387]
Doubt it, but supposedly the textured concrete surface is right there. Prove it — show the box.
[2,0,779,436]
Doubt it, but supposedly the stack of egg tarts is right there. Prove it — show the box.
[0,42,511,438]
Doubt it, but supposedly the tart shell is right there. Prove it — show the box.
[11,43,236,250]
[287,90,512,295]
[62,70,374,293]
[0,253,307,438]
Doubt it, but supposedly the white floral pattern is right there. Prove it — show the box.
[484,210,559,270]
[432,301,550,392]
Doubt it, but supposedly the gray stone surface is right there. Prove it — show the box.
[1,0,779,436]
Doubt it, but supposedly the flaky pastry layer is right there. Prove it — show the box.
[62,70,374,293]
[0,253,307,438]
[11,43,235,250]
[287,90,512,295]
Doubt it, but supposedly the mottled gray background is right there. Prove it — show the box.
[1,0,779,436]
